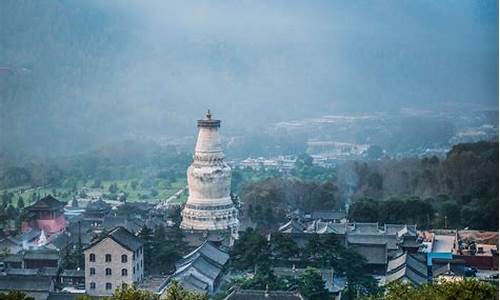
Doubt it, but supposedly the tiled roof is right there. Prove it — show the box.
[84,226,142,252]
[347,233,398,250]
[179,274,209,292]
[352,223,381,234]
[24,247,60,260]
[0,275,53,292]
[310,211,346,220]
[348,243,387,265]
[179,241,229,267]
[28,195,66,210]
[386,253,428,286]
[224,289,305,300]
[6,267,57,277]
[278,220,305,233]
[173,241,228,293]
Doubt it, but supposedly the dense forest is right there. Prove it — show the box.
[348,141,498,230]
[238,141,498,231]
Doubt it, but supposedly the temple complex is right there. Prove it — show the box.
[180,111,239,242]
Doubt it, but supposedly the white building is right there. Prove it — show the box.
[83,227,144,296]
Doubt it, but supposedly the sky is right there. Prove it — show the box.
[0,0,498,156]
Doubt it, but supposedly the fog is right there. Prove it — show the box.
[0,0,498,157]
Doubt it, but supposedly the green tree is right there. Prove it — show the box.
[163,281,208,300]
[365,279,498,300]
[298,267,330,300]
[271,233,300,260]
[16,196,25,209]
[0,290,35,300]
[230,228,270,272]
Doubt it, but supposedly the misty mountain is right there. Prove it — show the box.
[1,0,498,157]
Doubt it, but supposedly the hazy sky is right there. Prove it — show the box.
[0,0,498,155]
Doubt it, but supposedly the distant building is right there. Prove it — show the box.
[60,269,85,290]
[22,195,67,236]
[277,221,420,274]
[83,227,144,296]
[170,241,229,295]
[0,275,54,300]
[0,246,60,269]
[83,199,111,228]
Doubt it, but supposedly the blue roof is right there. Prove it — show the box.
[427,252,452,266]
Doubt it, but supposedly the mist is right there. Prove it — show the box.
[0,0,498,157]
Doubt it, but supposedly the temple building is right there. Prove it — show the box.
[180,111,239,242]
[21,195,67,236]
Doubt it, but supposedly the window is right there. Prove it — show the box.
[106,283,112,290]
[133,266,135,274]
[132,252,135,260]
[121,268,128,276]
[89,253,95,262]
[105,254,112,262]
[90,282,96,289]
[121,254,127,263]
[90,267,95,275]
[105,268,112,276]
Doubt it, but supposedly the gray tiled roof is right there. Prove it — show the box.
[386,253,428,286]
[46,292,82,300]
[348,243,387,265]
[6,267,57,277]
[352,223,381,234]
[278,220,305,233]
[84,226,142,252]
[179,241,229,267]
[224,289,305,300]
[347,233,398,250]
[311,211,346,220]
[24,248,60,260]
[28,195,66,210]
[179,274,209,292]
[0,275,53,292]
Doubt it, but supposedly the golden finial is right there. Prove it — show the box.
[206,109,212,120]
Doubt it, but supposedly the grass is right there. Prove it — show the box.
[2,177,188,207]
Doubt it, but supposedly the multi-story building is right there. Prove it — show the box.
[83,226,144,296]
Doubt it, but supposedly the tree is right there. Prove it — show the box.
[230,228,270,272]
[163,281,208,300]
[364,279,498,300]
[16,196,24,209]
[271,233,300,260]
[298,267,330,300]
[109,182,118,194]
[349,199,378,222]
[296,153,314,169]
[0,290,35,300]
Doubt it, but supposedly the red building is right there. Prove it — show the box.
[22,195,67,236]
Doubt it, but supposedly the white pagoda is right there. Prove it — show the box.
[180,110,239,239]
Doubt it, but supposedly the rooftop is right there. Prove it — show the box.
[224,289,305,300]
[84,226,142,252]
[27,195,66,211]
[0,275,53,292]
